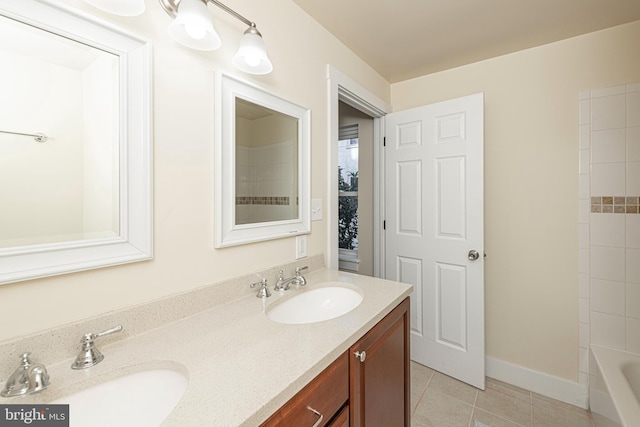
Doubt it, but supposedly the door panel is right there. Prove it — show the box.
[385,93,484,389]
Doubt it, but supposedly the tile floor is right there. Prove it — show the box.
[411,362,595,427]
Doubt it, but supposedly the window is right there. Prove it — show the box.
[338,124,358,254]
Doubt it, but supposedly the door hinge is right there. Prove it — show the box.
[383,137,386,147]
[383,220,386,230]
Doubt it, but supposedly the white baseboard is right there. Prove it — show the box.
[486,357,589,409]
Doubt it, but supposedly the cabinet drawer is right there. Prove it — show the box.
[261,352,349,427]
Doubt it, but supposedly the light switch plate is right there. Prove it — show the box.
[311,198,322,221]
[296,235,307,259]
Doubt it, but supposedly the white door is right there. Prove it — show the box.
[384,93,485,389]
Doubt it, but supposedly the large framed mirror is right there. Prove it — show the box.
[215,72,310,247]
[0,0,152,284]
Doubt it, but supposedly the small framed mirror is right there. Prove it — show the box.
[0,0,152,284]
[215,72,310,247]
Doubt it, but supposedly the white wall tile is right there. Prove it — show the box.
[591,129,626,163]
[579,124,590,149]
[591,162,625,195]
[579,223,590,249]
[590,214,625,247]
[579,149,590,174]
[590,311,626,349]
[579,346,589,373]
[579,99,590,125]
[579,322,590,348]
[578,198,590,224]
[627,248,640,284]
[590,279,626,315]
[628,91,640,127]
[628,215,640,249]
[629,127,640,162]
[579,273,590,298]
[592,86,625,98]
[591,94,625,131]
[579,248,590,274]
[579,297,590,323]
[579,174,590,198]
[578,372,588,386]
[627,283,640,319]
[590,246,625,281]
[627,318,640,353]
[627,162,640,194]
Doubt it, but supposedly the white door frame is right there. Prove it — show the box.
[327,65,391,276]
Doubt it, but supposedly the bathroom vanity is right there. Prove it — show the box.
[262,298,410,426]
[0,264,412,426]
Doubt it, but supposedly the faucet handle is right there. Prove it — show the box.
[250,278,271,298]
[72,325,123,370]
[295,266,308,286]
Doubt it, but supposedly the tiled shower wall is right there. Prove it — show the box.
[578,83,640,383]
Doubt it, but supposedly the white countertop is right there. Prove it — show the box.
[8,269,412,426]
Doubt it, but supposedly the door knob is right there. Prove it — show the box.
[468,250,480,261]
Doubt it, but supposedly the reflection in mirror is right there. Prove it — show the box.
[0,14,120,249]
[215,72,310,248]
[235,98,298,225]
[0,0,152,285]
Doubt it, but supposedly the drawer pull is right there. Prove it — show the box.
[307,406,323,427]
[354,350,366,362]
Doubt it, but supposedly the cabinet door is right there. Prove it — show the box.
[350,298,410,427]
[261,352,349,427]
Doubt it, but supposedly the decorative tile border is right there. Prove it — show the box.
[236,196,290,206]
[591,196,639,213]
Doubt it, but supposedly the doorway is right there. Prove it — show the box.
[338,102,374,276]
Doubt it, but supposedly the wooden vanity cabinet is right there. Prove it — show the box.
[261,352,349,427]
[261,298,409,427]
[350,297,410,427]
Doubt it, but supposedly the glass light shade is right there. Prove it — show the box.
[84,0,145,16]
[232,29,273,75]
[168,0,221,51]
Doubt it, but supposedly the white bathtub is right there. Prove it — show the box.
[590,345,640,427]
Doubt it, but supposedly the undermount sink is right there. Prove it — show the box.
[51,369,188,427]
[266,283,363,324]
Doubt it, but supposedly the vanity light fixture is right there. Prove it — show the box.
[83,0,146,16]
[159,0,273,75]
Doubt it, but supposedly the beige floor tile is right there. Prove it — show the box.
[475,381,532,426]
[532,397,594,427]
[413,386,474,427]
[429,371,479,405]
[485,378,532,403]
[411,361,434,412]
[471,408,527,427]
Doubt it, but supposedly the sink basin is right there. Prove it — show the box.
[267,283,363,324]
[51,369,188,427]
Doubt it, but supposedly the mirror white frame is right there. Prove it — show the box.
[214,72,310,247]
[0,0,152,284]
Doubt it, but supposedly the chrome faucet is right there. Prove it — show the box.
[274,266,308,291]
[71,325,123,370]
[1,352,50,397]
[250,278,271,298]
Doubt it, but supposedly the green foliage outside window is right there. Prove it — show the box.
[338,166,358,250]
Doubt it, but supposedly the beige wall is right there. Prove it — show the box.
[391,20,640,381]
[0,0,389,342]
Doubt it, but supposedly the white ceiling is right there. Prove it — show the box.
[292,0,640,83]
